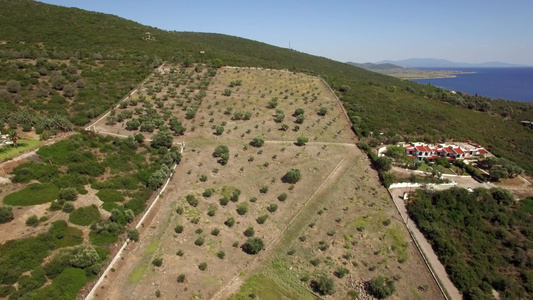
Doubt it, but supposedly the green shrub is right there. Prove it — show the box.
[0,206,14,223]
[198,262,207,271]
[335,267,350,278]
[296,136,308,146]
[217,250,225,259]
[186,194,199,207]
[3,183,59,206]
[202,188,214,198]
[174,225,184,234]
[58,187,78,201]
[314,276,335,295]
[152,257,163,267]
[194,237,205,246]
[267,203,278,213]
[25,215,39,227]
[128,228,139,242]
[62,202,75,213]
[282,169,301,184]
[243,227,255,237]
[89,230,118,246]
[368,276,396,299]
[224,217,235,228]
[69,205,100,226]
[256,215,268,224]
[277,193,288,201]
[236,203,248,215]
[259,186,269,194]
[207,205,217,217]
[211,228,220,236]
[29,267,86,300]
[0,285,15,297]
[96,189,124,203]
[177,274,185,282]
[219,196,229,206]
[242,238,264,255]
[48,220,83,248]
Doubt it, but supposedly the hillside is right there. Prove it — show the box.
[346,61,404,70]
[1,1,532,173]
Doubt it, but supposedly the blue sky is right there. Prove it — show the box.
[40,0,533,65]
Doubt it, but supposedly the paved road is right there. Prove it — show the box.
[389,188,461,300]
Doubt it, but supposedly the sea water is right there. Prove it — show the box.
[412,68,533,102]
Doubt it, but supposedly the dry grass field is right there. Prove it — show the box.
[92,65,442,300]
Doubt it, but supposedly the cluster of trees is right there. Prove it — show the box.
[0,54,150,127]
[478,156,524,181]
[0,220,101,299]
[0,111,73,134]
[407,187,533,299]
[357,141,396,187]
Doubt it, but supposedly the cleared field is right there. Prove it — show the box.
[95,66,442,300]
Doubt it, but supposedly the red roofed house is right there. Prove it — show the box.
[403,143,485,160]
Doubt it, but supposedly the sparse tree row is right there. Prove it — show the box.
[108,63,217,140]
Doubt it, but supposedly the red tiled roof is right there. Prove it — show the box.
[424,146,432,152]
[415,146,426,152]
[454,148,465,155]
[478,149,488,154]
[446,157,456,161]
[409,155,417,159]
[444,147,454,153]
[405,147,415,151]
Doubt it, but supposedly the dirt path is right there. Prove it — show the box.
[389,188,462,300]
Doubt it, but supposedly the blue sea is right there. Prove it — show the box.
[412,68,533,102]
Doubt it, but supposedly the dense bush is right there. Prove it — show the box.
[250,135,265,147]
[368,276,396,299]
[241,237,264,255]
[3,183,59,206]
[212,145,229,165]
[0,206,14,223]
[407,188,532,299]
[282,169,301,184]
[58,187,78,201]
[313,276,335,295]
[96,189,124,203]
[69,205,101,226]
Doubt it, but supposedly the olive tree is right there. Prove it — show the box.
[242,237,264,255]
[250,135,265,147]
[151,130,174,149]
[368,276,396,299]
[213,145,229,165]
[283,169,301,184]
[0,206,14,223]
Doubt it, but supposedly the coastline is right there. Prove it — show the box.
[381,70,476,80]
[410,67,533,102]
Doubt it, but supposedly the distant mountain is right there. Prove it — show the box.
[346,61,404,71]
[376,58,529,68]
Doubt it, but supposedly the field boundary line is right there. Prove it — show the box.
[85,64,165,132]
[387,188,454,300]
[84,144,183,300]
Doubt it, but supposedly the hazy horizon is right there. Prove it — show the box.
[38,0,533,66]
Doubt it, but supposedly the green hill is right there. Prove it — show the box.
[1,0,532,172]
